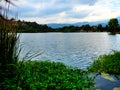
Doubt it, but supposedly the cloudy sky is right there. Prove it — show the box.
[10,0,120,24]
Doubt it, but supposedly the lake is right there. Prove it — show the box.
[19,32,120,69]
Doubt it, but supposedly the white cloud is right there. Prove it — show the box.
[13,0,120,24]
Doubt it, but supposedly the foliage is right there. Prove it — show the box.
[87,51,120,75]
[81,24,91,32]
[0,61,94,90]
[16,20,109,33]
[17,20,53,32]
[108,18,119,34]
[54,25,80,32]
[97,24,103,32]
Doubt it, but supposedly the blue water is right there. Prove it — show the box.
[19,33,120,69]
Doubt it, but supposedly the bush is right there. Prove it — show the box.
[88,51,120,75]
[1,61,94,90]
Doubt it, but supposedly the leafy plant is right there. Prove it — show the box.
[1,61,94,90]
[88,51,120,75]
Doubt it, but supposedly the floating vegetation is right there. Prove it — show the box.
[0,61,94,89]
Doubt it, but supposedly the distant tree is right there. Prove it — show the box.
[97,24,103,32]
[104,25,108,31]
[91,26,97,32]
[82,24,91,32]
[108,18,119,34]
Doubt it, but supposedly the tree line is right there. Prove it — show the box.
[6,18,120,34]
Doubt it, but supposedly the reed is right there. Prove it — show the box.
[0,1,19,81]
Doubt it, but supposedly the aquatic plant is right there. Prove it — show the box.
[0,61,94,89]
[88,51,120,75]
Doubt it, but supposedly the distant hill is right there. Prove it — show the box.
[74,21,107,27]
[47,21,108,28]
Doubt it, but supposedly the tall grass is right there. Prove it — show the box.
[0,1,19,83]
[0,18,19,66]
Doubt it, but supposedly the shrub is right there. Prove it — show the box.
[88,51,120,75]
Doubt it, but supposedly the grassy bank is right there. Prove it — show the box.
[88,51,120,75]
[1,61,94,90]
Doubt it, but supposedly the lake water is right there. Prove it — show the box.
[19,33,120,69]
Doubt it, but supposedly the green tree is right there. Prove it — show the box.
[82,24,91,32]
[97,24,103,32]
[108,18,119,34]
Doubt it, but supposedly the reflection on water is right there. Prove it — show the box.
[19,33,120,69]
[94,74,120,90]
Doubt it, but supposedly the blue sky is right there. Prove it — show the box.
[10,0,120,24]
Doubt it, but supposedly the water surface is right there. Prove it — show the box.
[19,33,120,69]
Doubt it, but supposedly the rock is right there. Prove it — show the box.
[101,73,116,82]
[113,87,120,90]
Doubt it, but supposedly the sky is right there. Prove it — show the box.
[9,0,120,24]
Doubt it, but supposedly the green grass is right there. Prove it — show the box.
[87,51,120,75]
[0,60,94,90]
